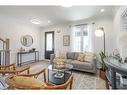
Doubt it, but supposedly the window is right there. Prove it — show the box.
[46,33,53,51]
[71,24,90,52]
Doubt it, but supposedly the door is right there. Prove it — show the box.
[45,31,54,59]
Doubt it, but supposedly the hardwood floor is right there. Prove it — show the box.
[17,60,106,89]
[96,70,106,89]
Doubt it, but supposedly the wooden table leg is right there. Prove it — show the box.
[27,69,30,74]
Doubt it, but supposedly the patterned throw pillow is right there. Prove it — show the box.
[84,52,95,62]
[77,53,85,62]
[53,57,65,64]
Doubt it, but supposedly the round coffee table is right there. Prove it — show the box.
[48,64,73,85]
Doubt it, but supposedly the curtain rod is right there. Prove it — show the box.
[69,22,95,27]
[69,23,87,27]
[75,23,87,26]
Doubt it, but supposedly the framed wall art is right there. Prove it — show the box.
[63,35,70,46]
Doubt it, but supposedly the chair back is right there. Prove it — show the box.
[5,68,73,90]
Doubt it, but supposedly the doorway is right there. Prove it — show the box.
[45,31,54,59]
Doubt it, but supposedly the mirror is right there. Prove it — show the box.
[21,35,33,47]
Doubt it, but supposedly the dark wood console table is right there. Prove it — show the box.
[104,57,127,89]
[17,51,39,66]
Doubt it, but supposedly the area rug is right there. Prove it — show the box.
[29,61,96,89]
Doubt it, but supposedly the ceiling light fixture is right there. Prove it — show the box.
[30,19,41,25]
[48,20,51,23]
[100,9,105,12]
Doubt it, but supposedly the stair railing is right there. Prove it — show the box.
[0,38,10,65]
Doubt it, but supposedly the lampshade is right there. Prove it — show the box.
[95,27,104,37]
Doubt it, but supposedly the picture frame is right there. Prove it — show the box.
[63,35,70,46]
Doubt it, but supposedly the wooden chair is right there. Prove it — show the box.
[0,64,16,70]
[0,64,30,75]
[5,68,73,90]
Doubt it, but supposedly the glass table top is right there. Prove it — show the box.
[104,57,127,72]
[48,64,73,72]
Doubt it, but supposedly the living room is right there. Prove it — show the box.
[0,4,127,91]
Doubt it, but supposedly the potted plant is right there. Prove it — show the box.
[99,51,106,80]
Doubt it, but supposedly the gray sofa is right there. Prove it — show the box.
[50,52,97,74]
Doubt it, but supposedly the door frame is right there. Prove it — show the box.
[45,31,54,59]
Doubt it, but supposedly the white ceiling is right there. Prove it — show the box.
[0,6,119,27]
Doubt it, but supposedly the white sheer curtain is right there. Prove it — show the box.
[71,23,94,52]
[71,26,81,52]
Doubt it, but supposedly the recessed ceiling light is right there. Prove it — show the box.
[48,20,51,23]
[30,19,41,24]
[100,9,105,12]
[61,5,72,8]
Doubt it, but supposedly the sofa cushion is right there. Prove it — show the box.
[71,60,93,70]
[84,55,93,63]
[77,53,85,62]
[12,76,45,88]
[66,52,75,59]
[84,52,95,62]
[64,59,73,64]
[73,52,79,60]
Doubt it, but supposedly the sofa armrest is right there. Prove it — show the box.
[50,54,55,64]
[92,57,97,73]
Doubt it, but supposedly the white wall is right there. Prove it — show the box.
[94,17,114,55]
[113,7,127,45]
[40,25,71,59]
[0,15,41,64]
[40,15,114,59]
[0,8,119,63]
[113,6,127,59]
